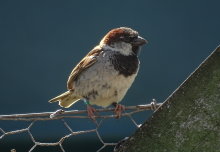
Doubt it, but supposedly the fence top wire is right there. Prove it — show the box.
[0,102,162,121]
[0,101,162,152]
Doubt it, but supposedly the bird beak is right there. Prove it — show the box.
[132,36,148,46]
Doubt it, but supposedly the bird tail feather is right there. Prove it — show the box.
[49,91,81,108]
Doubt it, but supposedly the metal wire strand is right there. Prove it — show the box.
[0,103,162,152]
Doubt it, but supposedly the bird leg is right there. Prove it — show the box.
[112,102,125,119]
[84,99,97,121]
[87,104,96,120]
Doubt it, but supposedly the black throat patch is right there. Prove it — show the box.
[110,53,139,77]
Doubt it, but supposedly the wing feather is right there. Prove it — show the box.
[67,47,103,90]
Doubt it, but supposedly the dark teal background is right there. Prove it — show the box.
[0,0,220,151]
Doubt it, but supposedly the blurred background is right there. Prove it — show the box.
[0,0,220,151]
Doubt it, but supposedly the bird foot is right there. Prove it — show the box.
[114,104,125,119]
[87,105,97,120]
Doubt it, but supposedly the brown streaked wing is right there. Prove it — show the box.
[67,48,103,90]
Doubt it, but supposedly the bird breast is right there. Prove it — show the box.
[73,50,139,107]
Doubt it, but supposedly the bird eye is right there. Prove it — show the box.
[129,36,137,41]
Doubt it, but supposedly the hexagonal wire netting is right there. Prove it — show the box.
[0,100,161,152]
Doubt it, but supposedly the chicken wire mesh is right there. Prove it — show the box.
[0,100,161,152]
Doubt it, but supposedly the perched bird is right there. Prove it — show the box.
[49,27,147,119]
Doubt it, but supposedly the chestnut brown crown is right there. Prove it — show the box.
[101,27,147,46]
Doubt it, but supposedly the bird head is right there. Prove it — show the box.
[100,27,147,56]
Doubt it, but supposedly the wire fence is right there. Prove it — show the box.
[0,100,162,152]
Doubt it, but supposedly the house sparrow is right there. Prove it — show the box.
[49,27,147,119]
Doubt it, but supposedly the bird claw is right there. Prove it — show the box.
[87,105,97,120]
[114,104,125,119]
